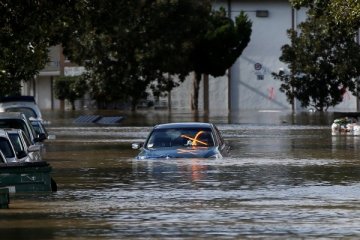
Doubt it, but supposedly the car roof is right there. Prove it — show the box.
[0,101,38,107]
[0,101,40,110]
[154,122,214,129]
[0,96,36,103]
[0,97,42,120]
[4,128,22,134]
[0,112,27,119]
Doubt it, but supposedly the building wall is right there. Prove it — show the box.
[172,0,359,113]
[36,76,54,109]
[171,0,297,112]
[230,0,293,111]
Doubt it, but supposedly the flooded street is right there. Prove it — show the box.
[1,110,360,239]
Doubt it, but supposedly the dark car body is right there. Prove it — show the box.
[133,122,229,159]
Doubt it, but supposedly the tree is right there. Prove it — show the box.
[190,8,252,111]
[291,0,360,28]
[272,6,360,111]
[54,76,88,110]
[63,0,212,111]
[0,1,83,96]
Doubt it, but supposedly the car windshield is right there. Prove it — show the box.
[146,128,215,149]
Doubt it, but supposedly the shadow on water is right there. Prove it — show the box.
[1,110,359,239]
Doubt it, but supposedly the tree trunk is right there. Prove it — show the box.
[60,99,65,111]
[168,90,171,111]
[70,100,76,110]
[131,99,137,112]
[191,72,202,111]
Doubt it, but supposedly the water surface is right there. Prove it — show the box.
[0,110,359,239]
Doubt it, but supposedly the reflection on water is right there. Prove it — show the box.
[0,110,359,239]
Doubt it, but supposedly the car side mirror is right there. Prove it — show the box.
[36,133,47,142]
[47,134,56,140]
[132,143,143,150]
[28,145,41,152]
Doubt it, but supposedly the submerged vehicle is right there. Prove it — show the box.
[0,129,29,163]
[0,112,46,144]
[30,118,49,139]
[132,122,230,159]
[6,129,42,162]
[0,96,43,121]
[331,117,360,134]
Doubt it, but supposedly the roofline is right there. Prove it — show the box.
[154,122,213,129]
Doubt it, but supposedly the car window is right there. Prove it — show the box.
[146,128,215,148]
[21,131,32,147]
[0,137,15,158]
[31,121,47,136]
[26,118,38,140]
[0,151,6,163]
[8,133,25,153]
[5,107,37,119]
[0,119,31,140]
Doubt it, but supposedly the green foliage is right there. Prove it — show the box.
[290,0,360,29]
[190,8,252,110]
[290,0,329,10]
[0,1,81,95]
[63,0,213,110]
[0,0,251,110]
[273,8,360,111]
[54,76,88,110]
[192,8,252,77]
[328,1,360,26]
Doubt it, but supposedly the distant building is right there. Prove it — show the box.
[21,45,91,110]
[21,45,61,110]
[24,0,360,112]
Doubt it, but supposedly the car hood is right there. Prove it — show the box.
[137,146,221,159]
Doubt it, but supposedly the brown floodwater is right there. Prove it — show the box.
[0,110,359,239]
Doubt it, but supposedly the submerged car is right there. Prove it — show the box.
[30,118,49,139]
[0,112,46,144]
[0,96,43,121]
[0,129,29,163]
[6,129,42,162]
[132,122,229,159]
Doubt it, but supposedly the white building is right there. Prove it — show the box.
[171,0,359,113]
[25,0,360,112]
